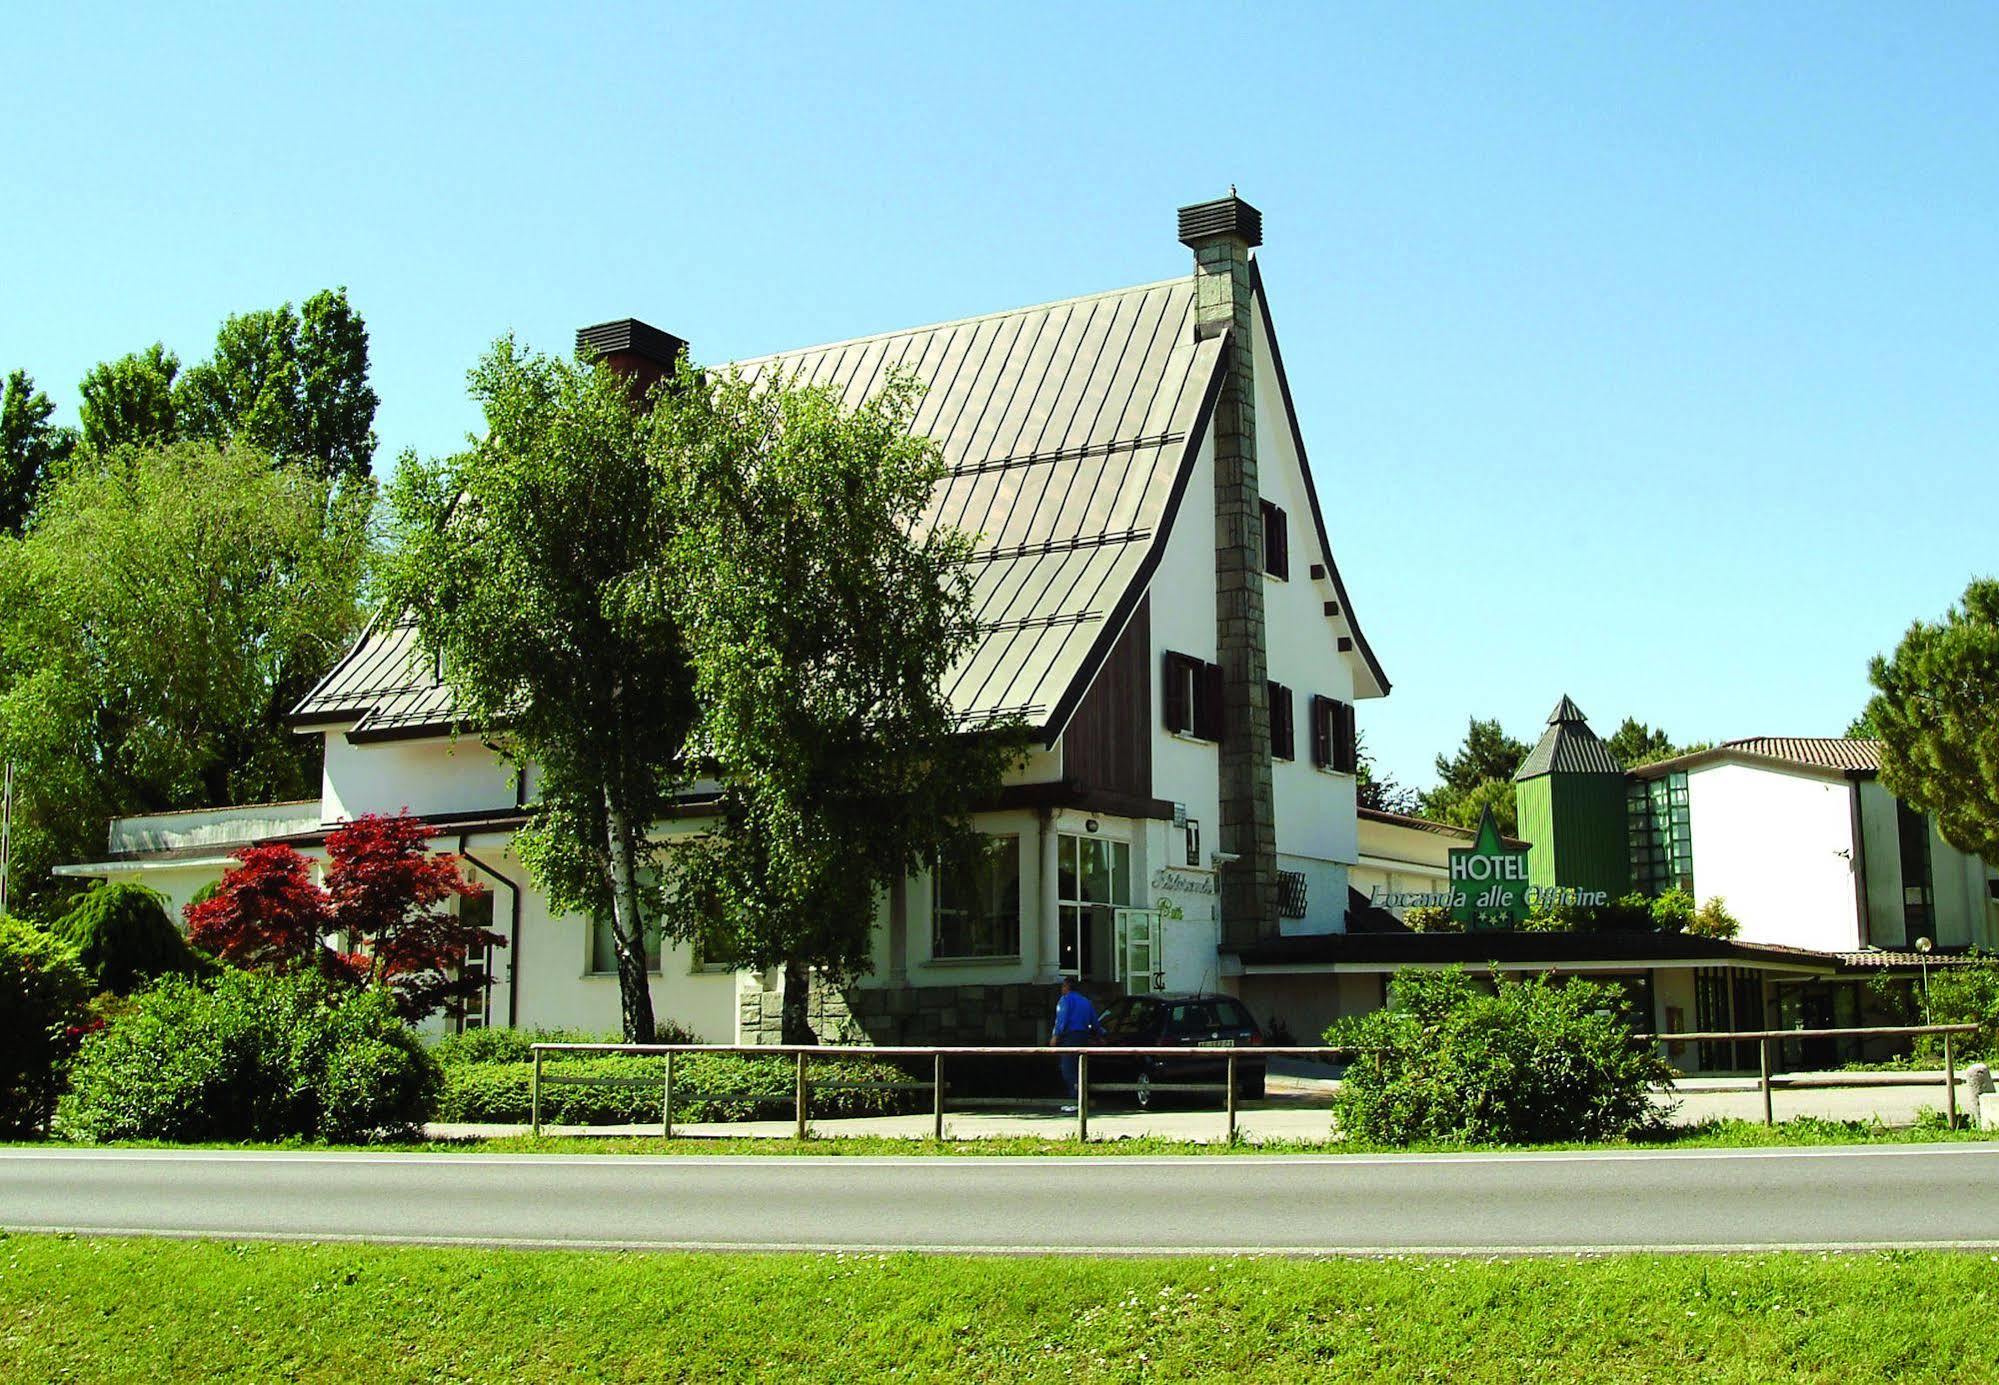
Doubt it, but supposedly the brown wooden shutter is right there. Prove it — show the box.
[1260,500,1289,580]
[1333,701,1358,773]
[1268,682,1294,760]
[1310,695,1332,768]
[1195,661,1225,742]
[1162,652,1190,734]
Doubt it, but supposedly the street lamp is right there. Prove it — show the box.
[1916,935,1934,1024]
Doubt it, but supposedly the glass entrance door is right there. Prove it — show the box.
[1057,835,1129,980]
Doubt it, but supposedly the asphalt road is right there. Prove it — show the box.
[4,1145,1997,1255]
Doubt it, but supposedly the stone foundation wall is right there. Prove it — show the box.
[739,975,1089,1047]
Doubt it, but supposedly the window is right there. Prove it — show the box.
[1260,499,1289,580]
[1627,773,1693,895]
[591,910,663,975]
[456,891,496,1033]
[1057,835,1130,978]
[1162,651,1223,742]
[932,835,1022,959]
[1309,695,1357,772]
[1898,801,1935,941]
[1268,682,1295,760]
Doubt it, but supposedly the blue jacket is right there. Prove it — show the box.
[1054,990,1102,1037]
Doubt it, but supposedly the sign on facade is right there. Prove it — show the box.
[1448,808,1531,930]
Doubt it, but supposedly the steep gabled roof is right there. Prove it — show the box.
[1514,695,1623,779]
[1250,259,1388,698]
[296,278,1227,741]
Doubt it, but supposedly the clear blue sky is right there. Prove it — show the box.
[5,3,1995,790]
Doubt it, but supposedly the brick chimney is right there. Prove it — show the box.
[575,318,688,397]
[1178,192,1278,949]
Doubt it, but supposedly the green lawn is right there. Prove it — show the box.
[1,1234,1992,1382]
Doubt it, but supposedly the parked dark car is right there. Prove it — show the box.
[1091,993,1267,1107]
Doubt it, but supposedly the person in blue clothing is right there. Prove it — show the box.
[1050,977,1104,1113]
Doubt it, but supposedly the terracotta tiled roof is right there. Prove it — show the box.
[1722,737,1882,773]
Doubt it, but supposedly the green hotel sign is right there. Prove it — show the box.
[1448,808,1530,930]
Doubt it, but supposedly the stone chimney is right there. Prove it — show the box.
[1178,192,1277,948]
[575,318,688,397]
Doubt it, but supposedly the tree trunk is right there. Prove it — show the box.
[781,957,815,1045]
[603,786,657,1042]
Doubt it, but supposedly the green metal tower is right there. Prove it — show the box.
[1513,696,1630,898]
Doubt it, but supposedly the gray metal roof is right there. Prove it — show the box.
[296,277,1227,739]
[1513,695,1624,780]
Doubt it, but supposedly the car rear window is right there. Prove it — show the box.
[1214,998,1257,1032]
[1100,998,1162,1038]
[1166,1002,1220,1035]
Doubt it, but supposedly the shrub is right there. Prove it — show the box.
[1649,887,1696,933]
[436,1053,922,1125]
[430,1026,618,1067]
[51,882,200,994]
[1687,896,1741,940]
[0,916,92,1136]
[57,970,440,1144]
[1328,966,1674,1146]
[1913,955,1999,1062]
[1403,905,1460,934]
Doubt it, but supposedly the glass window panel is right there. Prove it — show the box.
[933,836,1022,959]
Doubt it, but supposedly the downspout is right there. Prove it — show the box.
[460,834,523,1028]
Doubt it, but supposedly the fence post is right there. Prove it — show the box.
[662,1050,675,1140]
[531,1047,542,1138]
[1077,1052,1090,1142]
[795,1051,809,1140]
[1758,1037,1773,1127]
[1946,1031,1958,1129]
[1225,1050,1239,1144]
[932,1052,945,1141]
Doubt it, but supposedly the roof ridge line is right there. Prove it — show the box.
[724,275,1194,371]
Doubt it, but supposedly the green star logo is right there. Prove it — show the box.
[1447,807,1529,931]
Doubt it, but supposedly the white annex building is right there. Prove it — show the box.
[62,194,1395,1046]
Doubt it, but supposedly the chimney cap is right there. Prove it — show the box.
[575,318,687,368]
[1177,193,1263,249]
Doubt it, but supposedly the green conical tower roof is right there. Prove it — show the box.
[1514,695,1624,780]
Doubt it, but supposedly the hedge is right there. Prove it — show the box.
[438,1053,924,1125]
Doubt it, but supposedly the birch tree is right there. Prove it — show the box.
[381,340,691,1039]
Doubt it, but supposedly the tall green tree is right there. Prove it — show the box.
[0,369,73,534]
[1866,578,1999,866]
[74,290,378,481]
[382,340,693,1041]
[656,366,1023,1042]
[176,288,379,481]
[77,344,180,455]
[1431,717,1529,794]
[1421,716,1528,830]
[0,441,370,918]
[1603,718,1674,769]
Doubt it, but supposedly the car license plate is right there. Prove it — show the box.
[1196,1038,1237,1048]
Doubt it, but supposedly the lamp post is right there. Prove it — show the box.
[1916,935,1934,1025]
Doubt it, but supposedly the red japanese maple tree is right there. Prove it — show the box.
[186,813,502,1020]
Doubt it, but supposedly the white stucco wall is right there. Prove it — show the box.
[1252,290,1363,890]
[1686,763,1861,952]
[321,733,519,825]
[1148,431,1223,848]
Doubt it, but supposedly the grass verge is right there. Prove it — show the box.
[1,1234,1994,1382]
